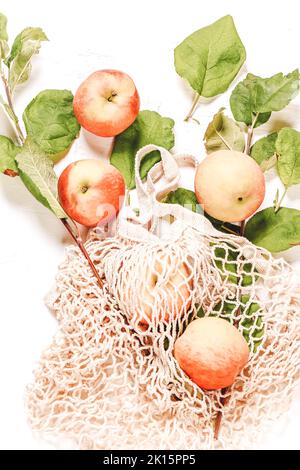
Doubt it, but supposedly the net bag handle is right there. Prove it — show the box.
[119,144,222,239]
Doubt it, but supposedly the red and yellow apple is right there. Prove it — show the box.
[73,69,140,137]
[174,317,249,390]
[194,150,265,222]
[58,159,125,227]
[133,254,192,325]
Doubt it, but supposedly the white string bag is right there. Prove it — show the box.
[26,145,300,449]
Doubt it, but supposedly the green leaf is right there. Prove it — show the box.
[110,110,175,189]
[204,107,245,153]
[6,27,48,91]
[245,207,300,252]
[254,69,299,113]
[204,213,240,235]
[230,70,299,127]
[276,128,300,187]
[250,132,278,170]
[0,13,9,59]
[174,15,246,97]
[23,89,80,158]
[0,135,19,176]
[212,244,239,285]
[230,74,271,127]
[208,295,264,353]
[162,187,199,212]
[15,139,66,218]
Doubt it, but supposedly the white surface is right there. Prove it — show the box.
[0,0,300,450]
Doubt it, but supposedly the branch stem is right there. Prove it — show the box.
[184,92,201,122]
[1,64,103,290]
[214,219,245,440]
[274,187,288,213]
[61,219,103,289]
[0,68,25,145]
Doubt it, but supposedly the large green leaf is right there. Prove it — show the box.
[0,12,9,59]
[15,139,66,218]
[245,207,300,252]
[204,107,245,153]
[276,128,300,187]
[110,110,174,189]
[174,15,246,97]
[0,135,19,176]
[250,132,278,170]
[230,70,299,127]
[23,89,80,158]
[6,27,48,91]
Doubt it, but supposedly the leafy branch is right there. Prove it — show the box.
[0,13,103,289]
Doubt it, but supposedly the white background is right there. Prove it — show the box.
[0,0,300,450]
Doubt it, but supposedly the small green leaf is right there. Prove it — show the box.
[250,132,278,170]
[23,89,80,158]
[174,15,246,97]
[6,27,48,91]
[245,207,300,252]
[0,135,19,176]
[0,13,9,59]
[204,108,245,153]
[110,110,175,189]
[15,138,66,218]
[162,187,200,212]
[276,128,300,187]
[230,70,299,127]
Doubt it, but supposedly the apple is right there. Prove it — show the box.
[133,254,192,325]
[73,69,140,137]
[58,159,125,227]
[194,150,265,222]
[174,317,249,390]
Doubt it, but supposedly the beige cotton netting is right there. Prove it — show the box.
[26,145,300,449]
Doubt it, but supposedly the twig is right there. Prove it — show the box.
[214,392,230,439]
[214,220,244,440]
[61,219,103,289]
[1,64,103,289]
[184,92,201,122]
[274,187,287,213]
[0,68,25,145]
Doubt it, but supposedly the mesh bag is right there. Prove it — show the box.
[26,145,300,449]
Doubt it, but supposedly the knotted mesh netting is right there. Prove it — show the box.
[26,145,300,449]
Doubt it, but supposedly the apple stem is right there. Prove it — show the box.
[61,218,103,289]
[184,92,201,122]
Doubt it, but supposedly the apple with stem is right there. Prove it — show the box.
[194,150,265,223]
[58,159,125,227]
[73,69,140,137]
